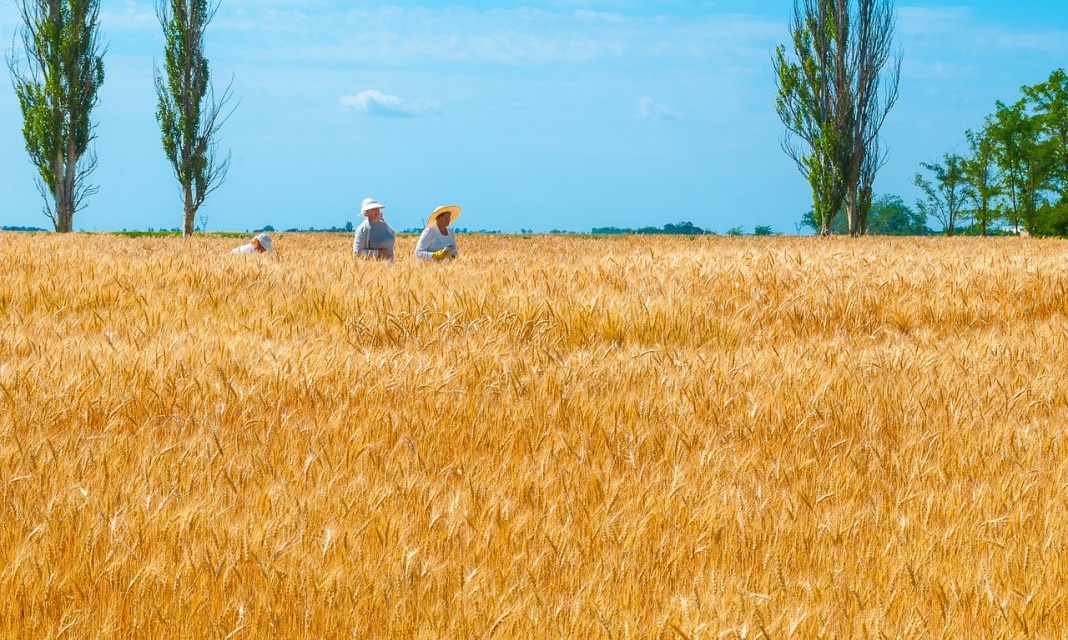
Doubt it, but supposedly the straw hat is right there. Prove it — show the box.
[427,204,461,228]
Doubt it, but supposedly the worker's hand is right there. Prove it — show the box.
[432,249,448,261]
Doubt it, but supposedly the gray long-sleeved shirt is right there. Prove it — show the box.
[353,218,397,259]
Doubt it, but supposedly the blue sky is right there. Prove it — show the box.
[1,1,1067,234]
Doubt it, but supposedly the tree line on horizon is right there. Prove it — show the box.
[7,0,230,236]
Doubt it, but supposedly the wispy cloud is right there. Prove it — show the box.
[339,90,440,117]
[896,7,974,37]
[895,5,1068,86]
[101,0,158,31]
[636,96,680,120]
[898,6,1068,55]
[205,5,782,70]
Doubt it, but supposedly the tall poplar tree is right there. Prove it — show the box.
[155,0,234,237]
[773,0,900,236]
[8,0,106,233]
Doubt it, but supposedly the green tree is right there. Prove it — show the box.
[914,152,969,236]
[961,125,1002,236]
[155,0,235,238]
[988,99,1053,234]
[773,0,900,237]
[1022,69,1068,201]
[800,194,924,235]
[8,0,106,233]
[800,207,848,234]
[867,194,927,235]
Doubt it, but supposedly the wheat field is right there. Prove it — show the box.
[2,231,1068,638]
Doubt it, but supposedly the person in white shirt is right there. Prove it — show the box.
[231,233,274,254]
[352,197,396,260]
[414,205,461,261]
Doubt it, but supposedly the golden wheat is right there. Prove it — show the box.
[2,231,1068,638]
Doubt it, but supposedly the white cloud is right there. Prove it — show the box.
[896,7,974,37]
[636,96,680,120]
[898,6,1068,56]
[101,0,158,31]
[203,5,783,70]
[574,9,623,24]
[339,90,440,117]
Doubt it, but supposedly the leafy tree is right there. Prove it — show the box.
[1022,69,1068,201]
[754,225,774,236]
[773,0,900,236]
[1038,201,1068,236]
[800,194,924,235]
[800,208,847,234]
[914,152,969,236]
[988,98,1053,234]
[866,194,927,235]
[961,124,1002,236]
[800,207,853,234]
[8,0,106,233]
[661,221,707,235]
[847,1,901,236]
[155,0,235,238]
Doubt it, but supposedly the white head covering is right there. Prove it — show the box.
[361,197,385,213]
[255,233,274,253]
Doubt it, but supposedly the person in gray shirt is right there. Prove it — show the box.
[353,197,396,261]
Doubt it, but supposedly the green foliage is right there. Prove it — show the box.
[753,225,774,236]
[1022,69,1068,202]
[774,0,900,237]
[10,0,106,232]
[923,68,1068,236]
[988,98,1052,233]
[1036,200,1068,237]
[867,194,928,235]
[800,194,927,235]
[800,207,848,234]
[774,23,847,235]
[591,222,711,235]
[914,153,969,236]
[1,226,49,232]
[155,0,233,237]
[961,125,1002,235]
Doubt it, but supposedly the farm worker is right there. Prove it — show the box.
[352,197,396,261]
[414,205,461,261]
[232,233,274,254]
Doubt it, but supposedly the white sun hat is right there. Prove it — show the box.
[255,233,274,253]
[361,197,385,213]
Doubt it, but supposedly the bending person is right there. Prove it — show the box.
[414,205,461,261]
[353,197,396,261]
[232,233,274,254]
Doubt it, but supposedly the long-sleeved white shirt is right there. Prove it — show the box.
[414,226,459,260]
